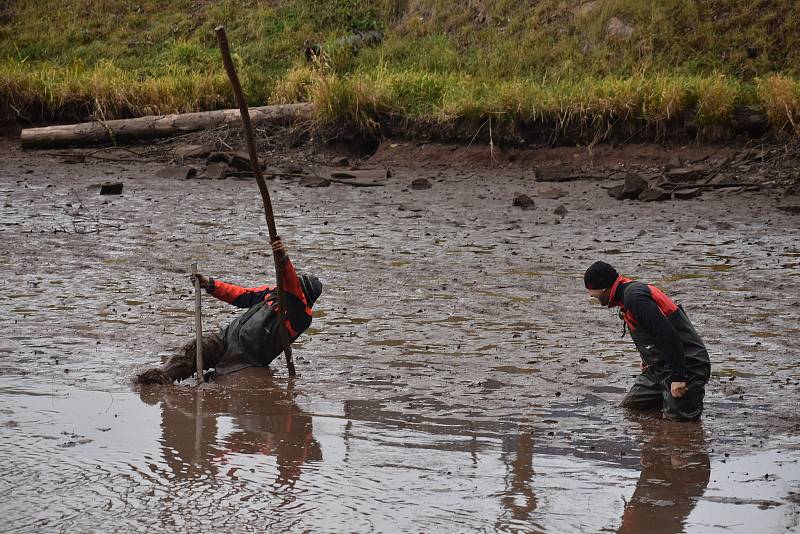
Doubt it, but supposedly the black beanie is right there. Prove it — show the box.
[584,261,619,290]
[299,274,323,306]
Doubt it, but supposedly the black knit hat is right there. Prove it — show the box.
[299,274,323,306]
[584,261,619,290]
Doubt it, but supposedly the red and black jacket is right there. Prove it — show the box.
[207,258,312,339]
[608,276,710,383]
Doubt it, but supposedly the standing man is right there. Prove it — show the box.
[136,238,322,384]
[584,261,710,421]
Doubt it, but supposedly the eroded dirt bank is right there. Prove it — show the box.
[1,135,799,532]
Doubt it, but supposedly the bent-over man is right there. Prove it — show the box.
[584,261,710,421]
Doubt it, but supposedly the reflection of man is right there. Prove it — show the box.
[138,369,322,486]
[617,419,710,533]
[584,261,711,421]
[498,429,537,527]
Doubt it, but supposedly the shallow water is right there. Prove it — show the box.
[1,141,800,531]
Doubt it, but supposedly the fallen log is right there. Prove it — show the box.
[20,103,314,149]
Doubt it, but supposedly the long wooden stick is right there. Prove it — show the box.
[215,25,296,376]
[192,262,205,383]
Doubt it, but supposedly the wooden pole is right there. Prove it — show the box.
[215,25,296,376]
[192,262,205,383]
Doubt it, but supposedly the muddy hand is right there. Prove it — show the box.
[271,236,288,262]
[671,381,688,398]
[191,272,211,290]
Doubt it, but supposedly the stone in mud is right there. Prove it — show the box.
[666,167,709,182]
[535,167,605,182]
[411,178,432,190]
[622,174,648,199]
[554,204,568,216]
[639,187,672,202]
[155,166,197,180]
[172,144,212,159]
[777,202,800,214]
[513,194,535,210]
[99,182,123,195]
[196,161,229,180]
[674,187,703,200]
[536,184,566,199]
[607,184,625,200]
[300,176,331,188]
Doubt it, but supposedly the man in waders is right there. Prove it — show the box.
[136,238,322,384]
[584,261,711,421]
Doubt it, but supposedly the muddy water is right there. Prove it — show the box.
[1,140,800,532]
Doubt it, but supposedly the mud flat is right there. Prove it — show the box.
[1,137,799,532]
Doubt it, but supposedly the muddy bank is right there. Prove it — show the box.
[1,135,799,531]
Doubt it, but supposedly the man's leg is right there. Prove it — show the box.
[662,381,705,421]
[136,332,224,384]
[621,374,664,411]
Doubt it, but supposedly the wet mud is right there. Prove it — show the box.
[1,137,799,532]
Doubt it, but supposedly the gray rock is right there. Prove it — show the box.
[536,184,566,199]
[639,187,672,202]
[674,187,703,200]
[666,167,709,182]
[155,166,197,180]
[197,161,229,180]
[607,184,625,200]
[300,176,331,188]
[513,194,536,210]
[99,182,123,195]
[411,178,432,190]
[623,174,648,198]
[574,0,601,17]
[606,17,634,39]
[554,204,568,216]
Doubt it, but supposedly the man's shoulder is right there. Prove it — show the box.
[621,280,652,305]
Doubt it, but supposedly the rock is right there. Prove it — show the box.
[535,167,607,182]
[607,184,625,200]
[666,167,709,182]
[207,151,264,172]
[333,156,350,167]
[606,17,634,40]
[536,184,566,199]
[554,204,568,217]
[706,174,738,185]
[513,194,535,210]
[155,166,197,180]
[99,182,123,195]
[574,0,601,16]
[300,176,331,188]
[639,187,672,202]
[674,187,703,200]
[664,156,683,170]
[172,144,212,158]
[777,203,800,214]
[196,161,229,180]
[733,106,770,135]
[623,174,648,199]
[411,178,432,190]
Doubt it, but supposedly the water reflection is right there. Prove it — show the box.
[618,418,710,534]
[137,369,322,487]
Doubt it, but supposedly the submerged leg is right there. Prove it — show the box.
[135,332,224,384]
[621,373,664,411]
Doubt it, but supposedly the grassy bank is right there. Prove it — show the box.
[2,0,800,141]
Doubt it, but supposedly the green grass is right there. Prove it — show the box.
[1,0,800,140]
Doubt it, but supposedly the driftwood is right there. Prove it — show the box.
[20,103,314,149]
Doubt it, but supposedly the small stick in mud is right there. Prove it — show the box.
[192,262,205,384]
[215,25,296,376]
